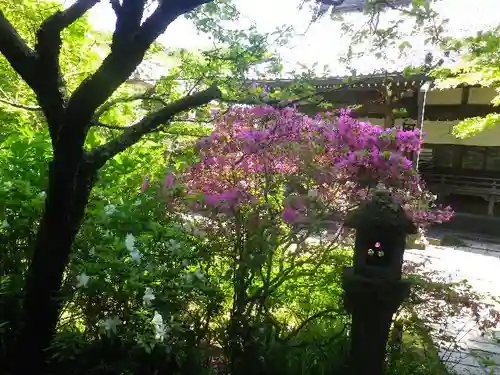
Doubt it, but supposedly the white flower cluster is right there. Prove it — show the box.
[143,287,155,306]
[152,311,167,342]
[104,204,117,216]
[76,230,207,340]
[76,272,90,288]
[100,316,121,335]
[2,219,9,229]
[97,289,168,341]
[125,233,142,263]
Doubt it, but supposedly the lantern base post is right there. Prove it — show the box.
[342,267,412,375]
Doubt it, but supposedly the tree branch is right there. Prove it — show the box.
[67,0,214,130]
[283,308,344,342]
[0,97,42,111]
[0,11,37,87]
[39,0,101,34]
[94,93,167,120]
[317,0,347,5]
[93,117,213,132]
[109,0,120,13]
[87,84,221,169]
[376,0,422,17]
[32,0,100,140]
[111,0,145,47]
[288,323,348,349]
[91,121,124,130]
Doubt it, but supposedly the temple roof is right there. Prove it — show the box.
[254,72,431,91]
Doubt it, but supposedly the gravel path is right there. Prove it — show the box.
[405,240,500,375]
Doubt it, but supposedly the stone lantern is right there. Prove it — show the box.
[342,190,417,375]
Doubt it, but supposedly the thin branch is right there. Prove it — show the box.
[187,75,206,96]
[283,308,344,342]
[45,0,101,30]
[0,11,37,87]
[0,97,42,111]
[137,0,213,49]
[289,324,348,349]
[375,0,426,17]
[317,0,347,5]
[93,117,212,131]
[86,84,221,169]
[91,121,124,130]
[93,92,167,120]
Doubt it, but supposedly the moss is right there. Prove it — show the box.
[406,234,426,250]
[440,234,467,247]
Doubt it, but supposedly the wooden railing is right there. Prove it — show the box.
[422,173,500,215]
[423,173,500,196]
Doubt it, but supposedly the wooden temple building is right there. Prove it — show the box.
[260,73,500,235]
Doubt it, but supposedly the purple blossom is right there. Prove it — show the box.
[169,105,451,228]
[164,172,175,188]
[140,176,150,193]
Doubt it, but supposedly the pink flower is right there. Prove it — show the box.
[204,194,220,206]
[165,105,452,229]
[282,206,301,224]
[164,172,175,188]
[140,176,150,193]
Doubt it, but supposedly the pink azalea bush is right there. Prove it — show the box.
[155,105,454,373]
[165,106,452,229]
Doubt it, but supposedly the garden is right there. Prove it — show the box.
[1,1,500,375]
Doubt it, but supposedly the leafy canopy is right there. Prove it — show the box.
[433,26,500,138]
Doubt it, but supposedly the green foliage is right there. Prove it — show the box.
[0,129,52,342]
[433,26,500,138]
[1,124,477,375]
[1,1,499,375]
[450,114,500,139]
[0,0,106,106]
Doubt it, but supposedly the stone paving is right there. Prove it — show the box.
[405,239,500,374]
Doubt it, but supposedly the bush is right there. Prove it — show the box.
[1,107,496,375]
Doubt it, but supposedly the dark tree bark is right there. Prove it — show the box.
[14,158,98,374]
[0,1,220,374]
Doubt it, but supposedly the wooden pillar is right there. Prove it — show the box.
[381,81,395,129]
[414,81,432,170]
[488,197,495,216]
[384,97,395,128]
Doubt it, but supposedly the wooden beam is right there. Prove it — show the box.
[461,86,470,105]
[410,104,500,121]
[354,104,499,121]
[254,73,428,91]
[297,103,500,121]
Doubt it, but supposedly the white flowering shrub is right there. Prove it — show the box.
[55,182,222,373]
[0,129,221,374]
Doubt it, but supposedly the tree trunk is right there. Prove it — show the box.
[10,155,97,375]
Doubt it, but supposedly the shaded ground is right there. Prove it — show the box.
[406,232,500,375]
[438,213,500,239]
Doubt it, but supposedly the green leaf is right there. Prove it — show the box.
[452,113,500,139]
